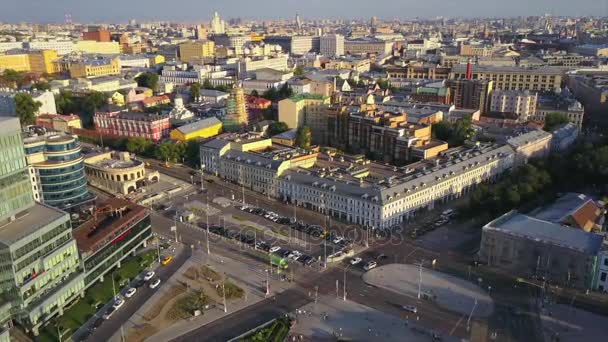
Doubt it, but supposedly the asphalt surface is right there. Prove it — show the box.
[171,288,312,342]
[83,245,192,342]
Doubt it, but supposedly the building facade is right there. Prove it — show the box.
[94,111,170,141]
[445,79,493,113]
[490,90,538,122]
[23,132,93,209]
[179,40,215,63]
[84,151,159,195]
[320,34,345,57]
[450,65,564,92]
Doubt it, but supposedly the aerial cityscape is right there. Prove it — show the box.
[0,2,607,342]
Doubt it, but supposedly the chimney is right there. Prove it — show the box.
[466,59,473,80]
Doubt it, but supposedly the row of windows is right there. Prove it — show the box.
[13,221,71,260]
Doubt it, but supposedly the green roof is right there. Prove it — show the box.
[289,93,327,102]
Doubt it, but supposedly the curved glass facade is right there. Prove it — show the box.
[24,134,92,209]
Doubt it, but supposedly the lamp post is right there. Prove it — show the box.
[467,299,478,332]
[343,264,351,301]
[206,193,210,255]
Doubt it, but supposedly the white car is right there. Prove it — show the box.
[289,250,302,260]
[143,271,155,281]
[149,278,161,289]
[112,297,125,310]
[402,305,418,313]
[363,261,377,271]
[333,237,344,244]
[350,257,363,265]
[125,287,137,298]
[269,246,281,253]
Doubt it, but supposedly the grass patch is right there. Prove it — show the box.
[165,290,210,321]
[216,280,244,300]
[38,250,156,341]
[232,215,248,221]
[200,265,221,282]
[143,283,187,321]
[241,316,292,342]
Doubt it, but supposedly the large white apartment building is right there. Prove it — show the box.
[490,90,538,122]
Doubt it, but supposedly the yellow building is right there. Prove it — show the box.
[28,50,59,74]
[278,93,330,129]
[170,117,223,141]
[74,41,121,54]
[109,91,126,106]
[150,54,165,66]
[450,64,564,92]
[68,56,121,78]
[0,53,30,72]
[179,40,215,63]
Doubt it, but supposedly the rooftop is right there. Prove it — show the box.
[174,117,222,135]
[0,203,67,245]
[288,93,327,102]
[451,64,564,75]
[484,211,604,255]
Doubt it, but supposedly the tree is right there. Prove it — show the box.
[202,79,213,89]
[135,72,159,90]
[126,137,154,156]
[250,89,259,97]
[0,69,26,88]
[278,83,293,100]
[55,91,76,114]
[184,140,200,167]
[293,65,305,76]
[190,82,201,102]
[295,126,312,150]
[262,87,279,102]
[431,118,474,147]
[376,78,390,90]
[14,93,41,125]
[268,121,289,136]
[544,112,570,132]
[32,81,51,91]
[81,91,109,128]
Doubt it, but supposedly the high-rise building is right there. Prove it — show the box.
[210,11,226,35]
[23,131,93,210]
[445,79,493,113]
[320,34,345,57]
[82,28,111,42]
[0,117,85,337]
[223,83,249,131]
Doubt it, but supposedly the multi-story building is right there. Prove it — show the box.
[450,64,564,92]
[278,93,331,143]
[23,131,93,209]
[24,40,74,55]
[178,40,215,63]
[210,11,226,35]
[0,53,30,72]
[84,151,160,195]
[445,79,493,113]
[480,210,603,289]
[490,90,538,122]
[170,117,223,141]
[72,198,153,287]
[94,111,170,141]
[0,89,56,117]
[213,34,250,55]
[0,117,85,336]
[344,38,393,55]
[223,84,249,131]
[320,34,345,57]
[82,28,111,42]
[264,36,320,55]
[324,57,370,73]
[27,50,60,74]
[35,114,81,132]
[505,129,552,166]
[385,63,450,79]
[73,41,121,55]
[237,55,289,79]
[459,43,494,57]
[67,55,121,78]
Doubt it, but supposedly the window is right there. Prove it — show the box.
[604,258,608,266]
[601,272,607,282]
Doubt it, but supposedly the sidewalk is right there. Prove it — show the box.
[110,249,295,342]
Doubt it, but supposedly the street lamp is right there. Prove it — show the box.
[466,299,478,332]
[200,164,206,192]
[343,264,351,301]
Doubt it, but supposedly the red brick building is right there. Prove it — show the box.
[83,29,111,42]
[94,111,170,141]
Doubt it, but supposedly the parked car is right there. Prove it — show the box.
[91,317,104,330]
[350,257,363,265]
[402,305,418,313]
[269,246,281,253]
[112,297,125,310]
[143,271,155,281]
[363,261,378,271]
[102,307,116,320]
[149,278,161,289]
[125,287,137,298]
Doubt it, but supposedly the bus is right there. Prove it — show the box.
[270,255,288,271]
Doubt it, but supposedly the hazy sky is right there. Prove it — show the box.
[1,0,605,23]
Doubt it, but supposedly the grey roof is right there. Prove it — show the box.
[201,138,231,150]
[175,117,222,135]
[506,129,552,148]
[200,89,229,97]
[272,128,297,140]
[282,169,379,199]
[0,203,69,245]
[223,150,285,171]
[533,193,593,224]
[485,211,604,255]
[451,64,565,75]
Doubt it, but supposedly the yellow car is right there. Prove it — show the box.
[161,256,173,265]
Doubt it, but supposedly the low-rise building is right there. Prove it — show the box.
[84,151,160,195]
[170,117,223,141]
[506,129,552,166]
[480,211,604,289]
[550,123,579,152]
[67,55,121,78]
[533,193,606,232]
[35,114,82,132]
[490,90,538,122]
[94,111,170,141]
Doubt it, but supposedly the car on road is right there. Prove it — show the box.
[269,246,281,253]
[125,287,137,298]
[149,278,161,289]
[363,261,377,271]
[112,297,125,310]
[91,317,104,330]
[402,305,418,313]
[350,257,362,265]
[288,250,302,260]
[102,307,116,320]
[332,236,344,244]
[161,255,173,265]
[143,271,155,281]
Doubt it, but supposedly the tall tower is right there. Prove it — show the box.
[370,16,378,32]
[210,11,226,35]
[296,13,302,32]
[223,83,249,132]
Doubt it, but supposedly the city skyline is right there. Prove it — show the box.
[1,0,606,23]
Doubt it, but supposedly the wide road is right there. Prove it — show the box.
[86,245,192,342]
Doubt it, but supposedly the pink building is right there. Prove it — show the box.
[94,111,170,141]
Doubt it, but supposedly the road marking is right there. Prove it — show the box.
[405,247,419,261]
[449,313,466,336]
